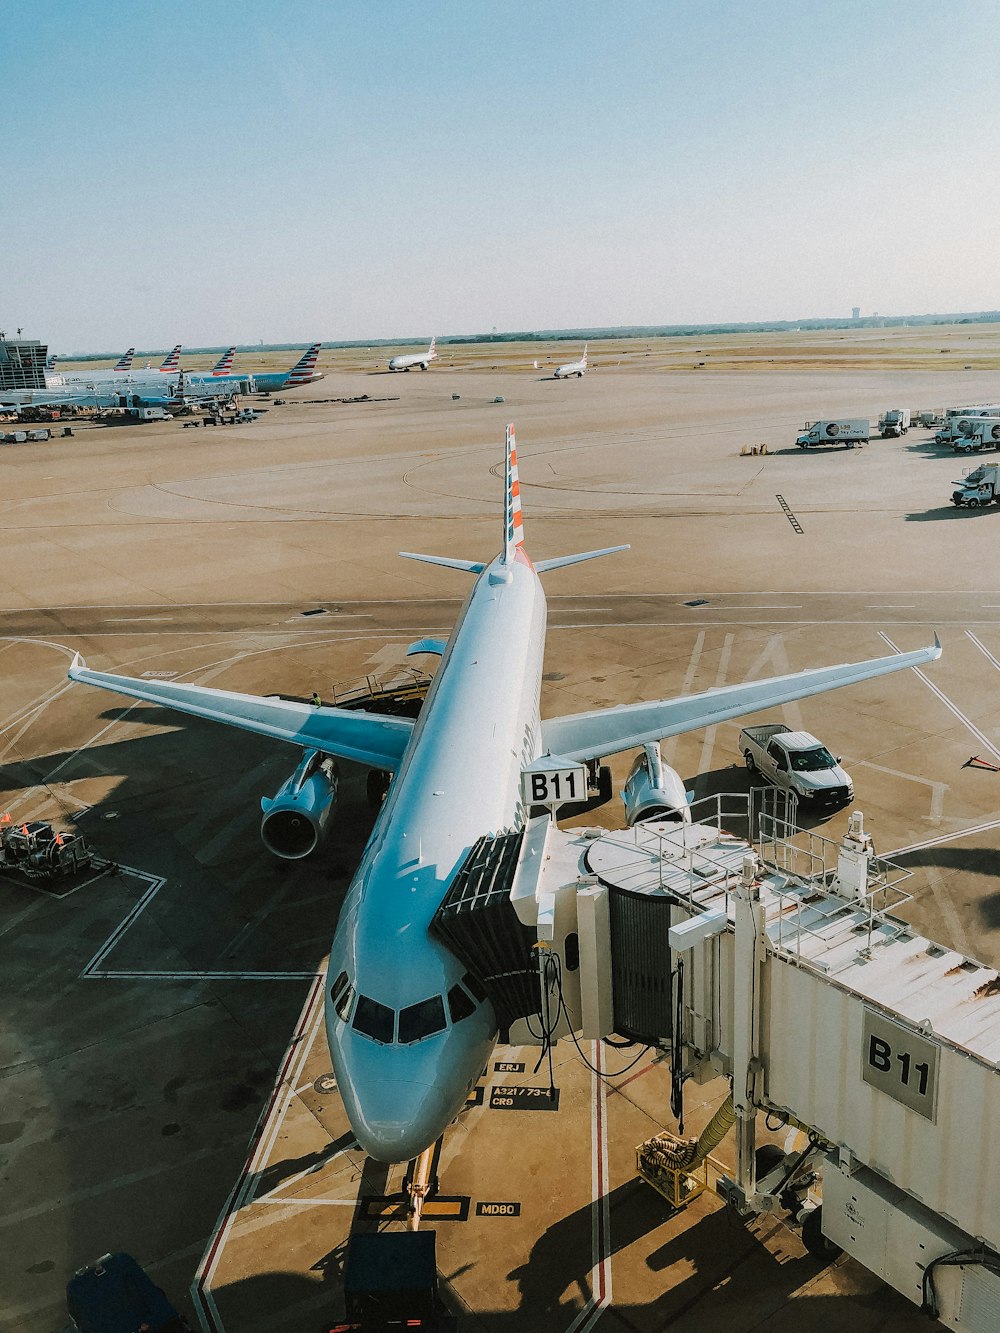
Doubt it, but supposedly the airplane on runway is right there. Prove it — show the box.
[251,343,324,393]
[388,337,436,372]
[67,426,941,1163]
[553,343,587,378]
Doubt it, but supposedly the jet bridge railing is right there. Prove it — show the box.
[753,811,915,968]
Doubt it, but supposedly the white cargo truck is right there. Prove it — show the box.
[878,408,910,438]
[795,419,869,449]
[951,416,1000,453]
[935,404,1000,444]
[951,463,1000,507]
[739,723,853,806]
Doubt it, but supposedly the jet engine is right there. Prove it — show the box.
[260,750,338,860]
[621,742,692,828]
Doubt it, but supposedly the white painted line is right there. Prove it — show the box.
[966,629,1000,673]
[566,1041,611,1333]
[865,604,915,609]
[104,616,176,623]
[878,631,1000,762]
[192,975,326,1333]
[887,816,1000,858]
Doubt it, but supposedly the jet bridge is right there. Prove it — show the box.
[500,799,1000,1331]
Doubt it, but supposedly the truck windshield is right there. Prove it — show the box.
[791,747,836,772]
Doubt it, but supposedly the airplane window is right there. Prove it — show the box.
[335,982,356,1023]
[398,995,447,1044]
[462,971,488,1003]
[330,971,349,1006]
[353,994,395,1045]
[447,983,476,1024]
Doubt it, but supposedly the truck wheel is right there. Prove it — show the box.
[801,1207,842,1262]
[846,441,855,449]
[744,751,757,773]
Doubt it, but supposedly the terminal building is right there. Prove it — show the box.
[0,337,48,392]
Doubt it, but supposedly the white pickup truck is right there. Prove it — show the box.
[739,724,853,806]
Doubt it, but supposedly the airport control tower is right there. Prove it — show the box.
[0,336,48,391]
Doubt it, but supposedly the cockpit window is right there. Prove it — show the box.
[447,983,476,1024]
[353,994,395,1045]
[330,971,349,1006]
[398,995,447,1044]
[462,971,488,1003]
[334,982,356,1023]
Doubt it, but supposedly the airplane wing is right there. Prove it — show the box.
[68,656,414,770]
[540,639,941,763]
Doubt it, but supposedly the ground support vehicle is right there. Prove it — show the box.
[951,417,1000,453]
[66,1252,189,1332]
[795,419,868,449]
[952,463,1000,507]
[739,723,853,806]
[878,409,910,437]
[0,818,92,880]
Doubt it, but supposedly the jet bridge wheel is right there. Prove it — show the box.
[801,1206,842,1262]
[598,765,613,802]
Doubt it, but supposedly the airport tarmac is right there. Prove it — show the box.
[3,336,1000,1330]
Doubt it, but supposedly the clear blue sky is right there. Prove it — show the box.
[4,1,999,350]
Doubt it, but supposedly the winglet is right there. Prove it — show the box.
[503,423,525,564]
[69,652,86,678]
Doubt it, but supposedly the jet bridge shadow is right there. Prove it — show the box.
[202,1188,912,1330]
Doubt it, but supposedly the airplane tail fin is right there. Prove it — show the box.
[503,422,525,564]
[45,353,57,371]
[211,345,236,375]
[429,336,437,359]
[581,342,588,366]
[114,347,135,371]
[159,344,182,372]
[286,342,322,386]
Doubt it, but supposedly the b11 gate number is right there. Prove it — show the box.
[527,770,583,804]
[861,1008,939,1121]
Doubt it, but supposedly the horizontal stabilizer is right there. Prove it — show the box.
[68,654,413,771]
[399,552,485,574]
[535,545,630,574]
[541,638,941,763]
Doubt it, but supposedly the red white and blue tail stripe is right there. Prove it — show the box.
[286,343,321,386]
[503,423,525,564]
[159,344,182,372]
[113,347,135,371]
[211,346,236,375]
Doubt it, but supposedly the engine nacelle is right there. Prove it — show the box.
[621,742,692,828]
[260,750,338,859]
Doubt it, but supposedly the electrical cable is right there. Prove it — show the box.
[922,1246,1000,1319]
[544,949,651,1078]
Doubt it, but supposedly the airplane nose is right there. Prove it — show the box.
[349,1075,454,1163]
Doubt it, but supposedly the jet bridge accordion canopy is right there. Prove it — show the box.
[431,829,540,1036]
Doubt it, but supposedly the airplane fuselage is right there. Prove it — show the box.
[388,353,435,372]
[554,360,585,379]
[324,550,545,1161]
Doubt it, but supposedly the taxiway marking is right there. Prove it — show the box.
[879,631,1000,762]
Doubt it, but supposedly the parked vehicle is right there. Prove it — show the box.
[951,417,1000,453]
[66,1252,189,1332]
[952,463,1000,507]
[795,419,869,449]
[739,724,853,806]
[878,409,910,438]
[935,404,1000,444]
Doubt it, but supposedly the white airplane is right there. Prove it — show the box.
[553,342,587,378]
[45,347,136,386]
[67,426,940,1163]
[388,337,436,372]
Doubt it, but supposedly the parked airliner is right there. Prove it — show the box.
[388,337,436,372]
[68,427,940,1163]
[45,347,135,386]
[251,343,324,393]
[553,343,587,378]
